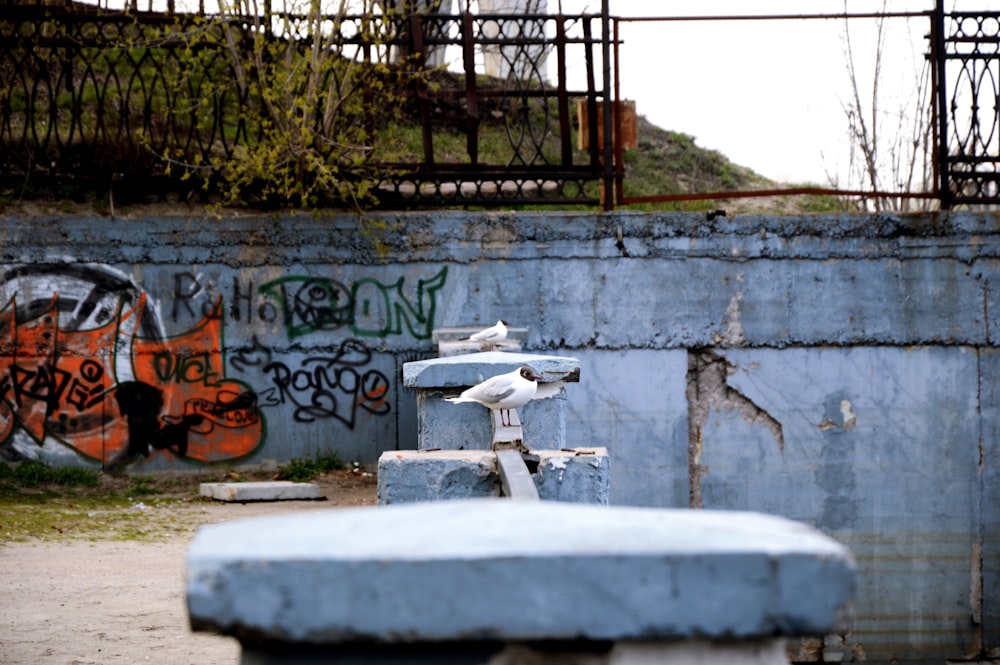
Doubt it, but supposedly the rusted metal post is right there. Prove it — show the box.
[556,14,573,166]
[582,18,600,169]
[409,13,435,165]
[613,17,624,207]
[932,0,951,210]
[601,0,614,210]
[462,11,480,165]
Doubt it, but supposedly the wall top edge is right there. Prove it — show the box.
[2,211,998,265]
[3,208,999,237]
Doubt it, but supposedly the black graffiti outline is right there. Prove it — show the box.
[261,339,391,429]
[229,335,273,373]
[112,380,206,463]
[2,264,163,337]
[257,276,353,340]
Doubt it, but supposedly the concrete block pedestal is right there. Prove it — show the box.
[383,351,609,503]
[186,500,856,664]
[377,447,609,504]
[403,351,580,452]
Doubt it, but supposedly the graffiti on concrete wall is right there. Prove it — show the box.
[125,298,263,463]
[172,267,448,341]
[0,265,264,467]
[0,264,426,466]
[230,337,390,429]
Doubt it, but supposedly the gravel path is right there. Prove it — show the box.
[2,539,238,664]
[1,479,376,664]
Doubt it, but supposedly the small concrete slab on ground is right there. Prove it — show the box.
[199,481,324,503]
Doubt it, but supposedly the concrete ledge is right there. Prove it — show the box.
[199,481,324,503]
[377,450,497,504]
[533,447,610,504]
[376,448,610,504]
[403,351,580,388]
[433,324,527,357]
[187,500,855,644]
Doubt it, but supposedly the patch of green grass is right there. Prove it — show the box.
[127,475,159,496]
[0,496,190,542]
[276,454,345,482]
[0,463,202,543]
[797,192,854,213]
[0,460,99,488]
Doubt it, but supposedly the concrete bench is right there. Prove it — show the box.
[186,500,855,664]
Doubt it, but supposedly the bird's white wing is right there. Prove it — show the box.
[470,328,501,341]
[465,375,516,403]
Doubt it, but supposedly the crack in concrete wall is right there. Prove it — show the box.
[685,349,785,509]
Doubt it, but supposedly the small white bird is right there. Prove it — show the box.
[467,320,509,349]
[445,365,543,427]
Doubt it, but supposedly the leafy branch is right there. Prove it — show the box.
[138,0,421,210]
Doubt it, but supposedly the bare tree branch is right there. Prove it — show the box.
[839,0,934,211]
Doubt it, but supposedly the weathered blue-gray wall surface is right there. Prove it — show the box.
[0,210,996,663]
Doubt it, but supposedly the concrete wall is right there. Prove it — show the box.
[0,209,997,662]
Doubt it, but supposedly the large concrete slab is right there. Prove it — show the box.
[187,500,855,644]
[199,481,324,502]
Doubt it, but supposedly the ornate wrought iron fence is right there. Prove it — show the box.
[0,1,610,206]
[1,2,998,210]
[608,8,999,212]
[933,3,1000,208]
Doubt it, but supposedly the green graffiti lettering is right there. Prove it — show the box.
[260,268,447,341]
[350,267,448,339]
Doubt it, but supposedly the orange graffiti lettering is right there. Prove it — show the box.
[0,292,264,465]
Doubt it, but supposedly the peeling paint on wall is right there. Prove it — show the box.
[712,280,746,347]
[840,400,857,429]
[685,349,784,508]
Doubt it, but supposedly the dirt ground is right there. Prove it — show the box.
[0,471,378,665]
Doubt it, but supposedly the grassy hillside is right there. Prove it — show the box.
[0,3,848,216]
[1,65,845,216]
[617,115,846,214]
[368,108,847,214]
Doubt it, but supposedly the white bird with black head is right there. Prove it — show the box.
[445,365,543,427]
[467,319,509,350]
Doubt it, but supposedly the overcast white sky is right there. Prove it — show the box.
[556,0,941,185]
